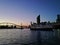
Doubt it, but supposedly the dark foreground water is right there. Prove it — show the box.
[0,29,60,45]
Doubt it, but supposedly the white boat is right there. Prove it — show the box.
[30,24,53,30]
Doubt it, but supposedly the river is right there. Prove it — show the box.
[0,29,60,45]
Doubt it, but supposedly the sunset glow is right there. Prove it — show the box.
[0,0,60,26]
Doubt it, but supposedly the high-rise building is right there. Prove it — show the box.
[37,15,40,24]
[56,14,60,23]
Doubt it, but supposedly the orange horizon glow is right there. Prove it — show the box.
[0,21,30,26]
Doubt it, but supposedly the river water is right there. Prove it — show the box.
[0,29,60,45]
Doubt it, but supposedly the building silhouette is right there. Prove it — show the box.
[37,15,40,24]
[56,14,60,23]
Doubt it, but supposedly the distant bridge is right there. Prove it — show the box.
[0,22,21,29]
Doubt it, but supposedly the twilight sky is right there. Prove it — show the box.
[0,0,60,26]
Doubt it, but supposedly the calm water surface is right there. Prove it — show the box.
[0,29,60,45]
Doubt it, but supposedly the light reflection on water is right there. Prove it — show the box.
[0,29,60,45]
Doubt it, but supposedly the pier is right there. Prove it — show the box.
[53,23,60,29]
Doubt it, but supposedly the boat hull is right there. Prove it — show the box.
[30,27,53,31]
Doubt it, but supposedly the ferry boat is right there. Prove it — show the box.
[30,24,53,30]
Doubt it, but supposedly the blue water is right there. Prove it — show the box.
[0,29,60,45]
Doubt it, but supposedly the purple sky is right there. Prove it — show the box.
[0,0,60,26]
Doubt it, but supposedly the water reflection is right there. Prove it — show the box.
[30,30,54,45]
[36,31,41,45]
[0,29,60,45]
[53,29,60,45]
